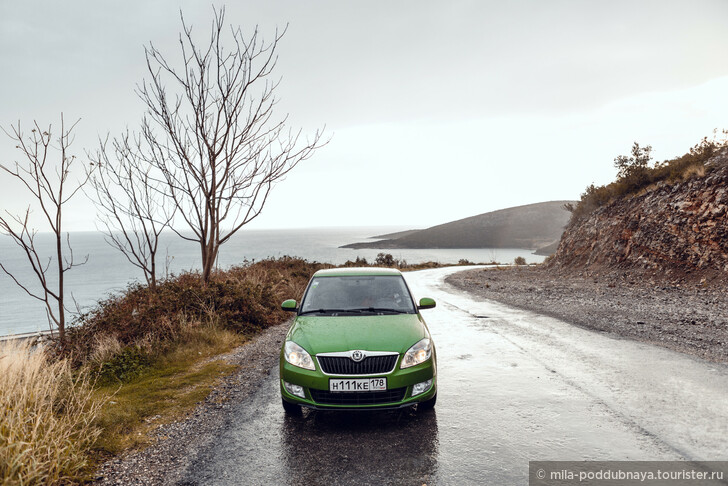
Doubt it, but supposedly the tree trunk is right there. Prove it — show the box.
[56,202,66,347]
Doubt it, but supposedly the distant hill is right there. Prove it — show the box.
[342,201,574,250]
[370,229,423,240]
[534,240,561,256]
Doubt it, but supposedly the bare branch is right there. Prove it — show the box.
[0,116,91,346]
[137,8,327,282]
[87,128,175,290]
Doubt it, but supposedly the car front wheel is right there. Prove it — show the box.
[282,398,302,415]
[418,393,437,411]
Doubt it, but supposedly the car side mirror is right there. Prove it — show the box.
[418,297,436,310]
[281,299,298,312]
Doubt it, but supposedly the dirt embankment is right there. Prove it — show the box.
[447,266,728,364]
[549,148,728,284]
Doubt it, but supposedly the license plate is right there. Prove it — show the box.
[329,378,387,392]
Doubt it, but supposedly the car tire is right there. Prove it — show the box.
[418,392,437,411]
[282,398,302,415]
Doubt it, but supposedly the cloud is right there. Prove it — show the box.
[1,1,727,230]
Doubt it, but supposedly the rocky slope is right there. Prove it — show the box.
[343,201,574,250]
[549,148,728,283]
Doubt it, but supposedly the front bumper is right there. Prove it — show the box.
[280,354,436,410]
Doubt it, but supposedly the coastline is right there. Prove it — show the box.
[0,227,543,337]
[447,266,728,364]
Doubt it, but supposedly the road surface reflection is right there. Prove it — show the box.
[281,408,439,484]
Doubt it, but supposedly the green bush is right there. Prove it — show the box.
[343,256,369,267]
[95,346,152,385]
[375,253,396,266]
[566,132,727,222]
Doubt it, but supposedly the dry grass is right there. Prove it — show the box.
[88,333,124,367]
[681,163,706,180]
[0,321,242,485]
[0,341,105,485]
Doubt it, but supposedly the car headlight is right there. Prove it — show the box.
[400,338,432,368]
[284,341,315,370]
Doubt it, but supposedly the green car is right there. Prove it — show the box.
[279,267,437,413]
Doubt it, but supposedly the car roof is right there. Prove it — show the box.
[312,267,403,277]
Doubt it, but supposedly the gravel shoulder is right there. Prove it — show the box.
[94,321,290,486]
[446,266,728,364]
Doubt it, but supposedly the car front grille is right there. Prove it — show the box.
[310,387,407,406]
[317,355,398,375]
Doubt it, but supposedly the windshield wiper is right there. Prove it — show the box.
[298,308,353,315]
[349,307,409,314]
[299,307,409,315]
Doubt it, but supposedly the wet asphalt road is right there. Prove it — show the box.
[181,267,728,485]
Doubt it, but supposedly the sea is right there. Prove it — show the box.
[0,227,544,336]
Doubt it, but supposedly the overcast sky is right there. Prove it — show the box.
[1,0,727,231]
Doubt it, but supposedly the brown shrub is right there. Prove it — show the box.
[65,257,327,366]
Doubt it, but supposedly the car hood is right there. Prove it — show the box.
[287,314,428,355]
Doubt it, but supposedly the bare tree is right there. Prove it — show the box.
[88,131,175,290]
[0,116,90,347]
[138,7,326,282]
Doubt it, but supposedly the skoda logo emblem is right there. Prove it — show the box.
[351,350,365,362]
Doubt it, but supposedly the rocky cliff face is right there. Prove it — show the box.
[550,148,728,282]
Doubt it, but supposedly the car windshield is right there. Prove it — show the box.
[299,275,416,315]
